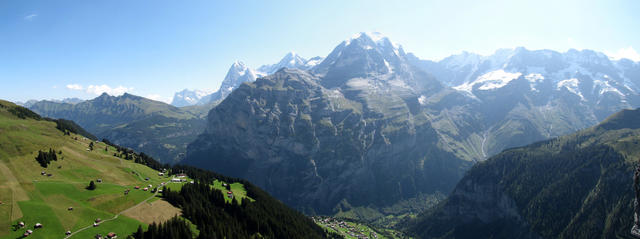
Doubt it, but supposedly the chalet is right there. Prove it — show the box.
[107,232,117,239]
[66,231,72,235]
[41,171,46,175]
[143,187,148,191]
[158,189,163,193]
[171,178,182,182]
[23,232,30,237]
[145,177,149,181]
[68,207,73,211]
[158,172,164,176]
[26,230,33,234]
[93,223,99,227]
[148,184,152,188]
[227,191,233,194]
[190,181,194,184]
[95,218,102,223]
[134,186,140,189]
[94,234,102,239]
[34,223,42,228]
[176,173,187,178]
[18,222,25,227]
[96,179,102,183]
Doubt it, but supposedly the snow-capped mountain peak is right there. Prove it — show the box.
[257,52,322,75]
[413,47,639,108]
[346,32,400,50]
[312,32,414,88]
[170,89,214,107]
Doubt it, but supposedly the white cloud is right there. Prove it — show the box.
[24,14,37,21]
[605,47,640,62]
[145,94,172,104]
[86,85,133,96]
[66,84,84,90]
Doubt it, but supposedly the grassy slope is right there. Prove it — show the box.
[0,100,175,239]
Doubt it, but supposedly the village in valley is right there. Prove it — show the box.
[313,216,408,239]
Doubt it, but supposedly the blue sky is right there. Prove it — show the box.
[1,0,639,103]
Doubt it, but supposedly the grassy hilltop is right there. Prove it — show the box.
[0,100,183,238]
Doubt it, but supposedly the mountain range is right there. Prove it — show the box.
[25,32,640,224]
[184,32,640,219]
[171,52,324,107]
[28,93,212,163]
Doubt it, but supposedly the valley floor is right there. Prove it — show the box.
[313,216,409,239]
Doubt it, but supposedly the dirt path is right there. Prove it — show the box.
[0,161,29,220]
[64,181,168,239]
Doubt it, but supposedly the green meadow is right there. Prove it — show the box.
[0,100,177,239]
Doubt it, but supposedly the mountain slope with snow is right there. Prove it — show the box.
[171,89,214,107]
[258,52,322,75]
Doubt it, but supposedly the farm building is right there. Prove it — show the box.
[95,218,102,223]
[171,178,182,182]
[143,187,148,191]
[107,232,117,239]
[158,172,164,176]
[34,223,42,228]
[18,222,25,227]
[175,173,187,178]
[66,231,72,235]
[96,179,102,183]
[68,207,73,211]
[134,186,140,189]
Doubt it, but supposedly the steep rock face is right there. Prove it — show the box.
[186,69,470,213]
[411,110,640,238]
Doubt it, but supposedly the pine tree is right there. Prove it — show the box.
[87,180,96,190]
